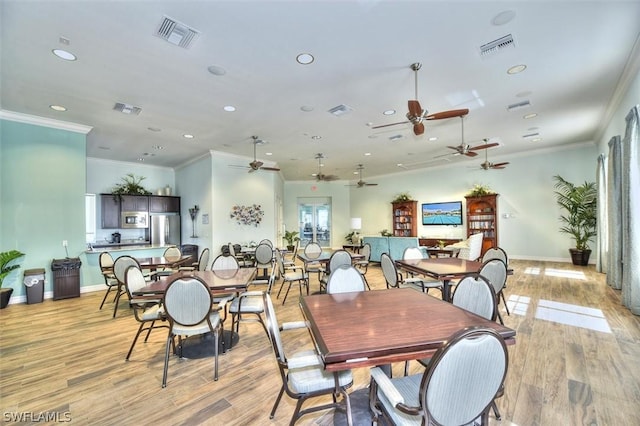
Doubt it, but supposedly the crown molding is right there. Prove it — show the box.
[0,109,92,134]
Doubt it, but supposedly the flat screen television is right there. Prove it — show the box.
[422,201,463,226]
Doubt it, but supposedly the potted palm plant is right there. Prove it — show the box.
[283,231,300,251]
[553,175,597,265]
[0,250,26,308]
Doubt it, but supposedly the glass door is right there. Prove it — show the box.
[298,197,332,248]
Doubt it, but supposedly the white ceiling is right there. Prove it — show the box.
[2,1,639,181]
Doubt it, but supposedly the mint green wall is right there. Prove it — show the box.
[1,119,86,297]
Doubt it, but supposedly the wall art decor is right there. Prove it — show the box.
[230,204,264,227]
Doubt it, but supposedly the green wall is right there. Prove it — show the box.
[1,119,86,298]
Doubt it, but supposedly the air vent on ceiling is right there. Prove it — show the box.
[480,34,515,57]
[507,100,531,111]
[328,104,354,116]
[113,103,142,115]
[155,16,199,49]
[522,132,540,139]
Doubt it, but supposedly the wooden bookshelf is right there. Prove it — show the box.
[464,193,499,255]
[392,200,417,237]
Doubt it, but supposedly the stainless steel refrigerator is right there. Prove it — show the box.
[150,214,181,246]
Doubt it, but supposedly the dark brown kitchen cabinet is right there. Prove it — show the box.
[149,196,180,213]
[101,195,120,229]
[120,195,149,212]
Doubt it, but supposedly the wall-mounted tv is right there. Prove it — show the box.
[422,201,463,226]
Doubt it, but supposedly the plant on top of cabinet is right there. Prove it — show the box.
[391,192,414,203]
[466,183,495,197]
[111,173,152,196]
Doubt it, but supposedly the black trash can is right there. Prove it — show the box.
[24,268,45,304]
[51,258,82,300]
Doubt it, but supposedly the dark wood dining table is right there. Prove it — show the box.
[299,288,516,424]
[134,268,256,295]
[296,250,364,265]
[395,257,484,302]
[135,255,193,271]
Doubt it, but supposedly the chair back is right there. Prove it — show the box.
[254,243,274,267]
[263,292,286,363]
[479,259,508,295]
[482,247,508,265]
[99,252,115,271]
[259,239,274,248]
[163,246,182,261]
[124,264,148,296]
[163,276,212,327]
[361,243,371,261]
[420,327,508,425]
[380,253,399,288]
[197,248,210,271]
[326,265,366,294]
[113,255,141,285]
[274,249,288,277]
[458,233,483,261]
[327,249,351,274]
[227,243,238,257]
[211,254,240,271]
[402,246,424,260]
[304,241,322,259]
[452,275,497,321]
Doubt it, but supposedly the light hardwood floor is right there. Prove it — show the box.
[1,260,639,425]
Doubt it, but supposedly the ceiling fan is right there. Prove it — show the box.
[444,118,499,157]
[478,143,509,170]
[232,136,280,173]
[371,62,469,136]
[313,153,339,181]
[347,164,378,188]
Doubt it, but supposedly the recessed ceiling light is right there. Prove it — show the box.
[265,152,272,156]
[49,105,66,112]
[311,135,322,140]
[492,10,516,26]
[428,137,438,141]
[353,171,359,175]
[52,49,76,61]
[523,113,538,119]
[207,65,226,76]
[531,138,542,142]
[183,134,194,139]
[364,152,371,156]
[223,105,236,112]
[507,64,527,74]
[383,110,396,116]
[397,163,404,167]
[296,53,314,65]
[300,105,314,112]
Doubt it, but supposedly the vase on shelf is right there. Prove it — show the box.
[188,205,199,238]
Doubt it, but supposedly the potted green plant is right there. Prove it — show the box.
[0,250,26,309]
[111,173,152,197]
[283,230,300,251]
[345,231,357,244]
[553,175,597,265]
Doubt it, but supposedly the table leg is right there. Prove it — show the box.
[334,373,352,426]
[442,279,452,302]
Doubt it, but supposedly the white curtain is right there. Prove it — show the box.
[621,106,640,314]
[595,154,607,273]
[607,136,622,289]
[608,105,640,315]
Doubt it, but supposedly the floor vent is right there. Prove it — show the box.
[155,16,199,49]
[480,34,515,57]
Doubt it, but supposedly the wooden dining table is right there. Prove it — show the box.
[296,250,364,265]
[299,288,516,424]
[395,257,484,302]
[134,268,256,295]
[135,255,193,271]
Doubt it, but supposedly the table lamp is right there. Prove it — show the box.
[350,217,362,245]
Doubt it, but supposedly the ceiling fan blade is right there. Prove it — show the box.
[425,109,469,120]
[464,151,478,157]
[469,142,499,151]
[408,100,422,117]
[371,121,410,129]
[260,166,280,171]
[491,162,510,168]
[413,122,425,135]
[365,183,378,186]
[447,145,461,151]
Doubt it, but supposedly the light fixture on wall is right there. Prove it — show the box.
[189,205,200,238]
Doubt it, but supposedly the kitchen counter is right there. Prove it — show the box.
[86,241,167,253]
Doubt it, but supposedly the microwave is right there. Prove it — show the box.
[121,211,148,229]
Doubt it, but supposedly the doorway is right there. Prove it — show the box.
[298,198,332,248]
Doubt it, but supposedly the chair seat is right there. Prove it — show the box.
[284,270,307,281]
[229,293,264,314]
[171,312,221,336]
[288,350,353,394]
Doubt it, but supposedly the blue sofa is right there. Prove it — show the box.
[363,236,419,262]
